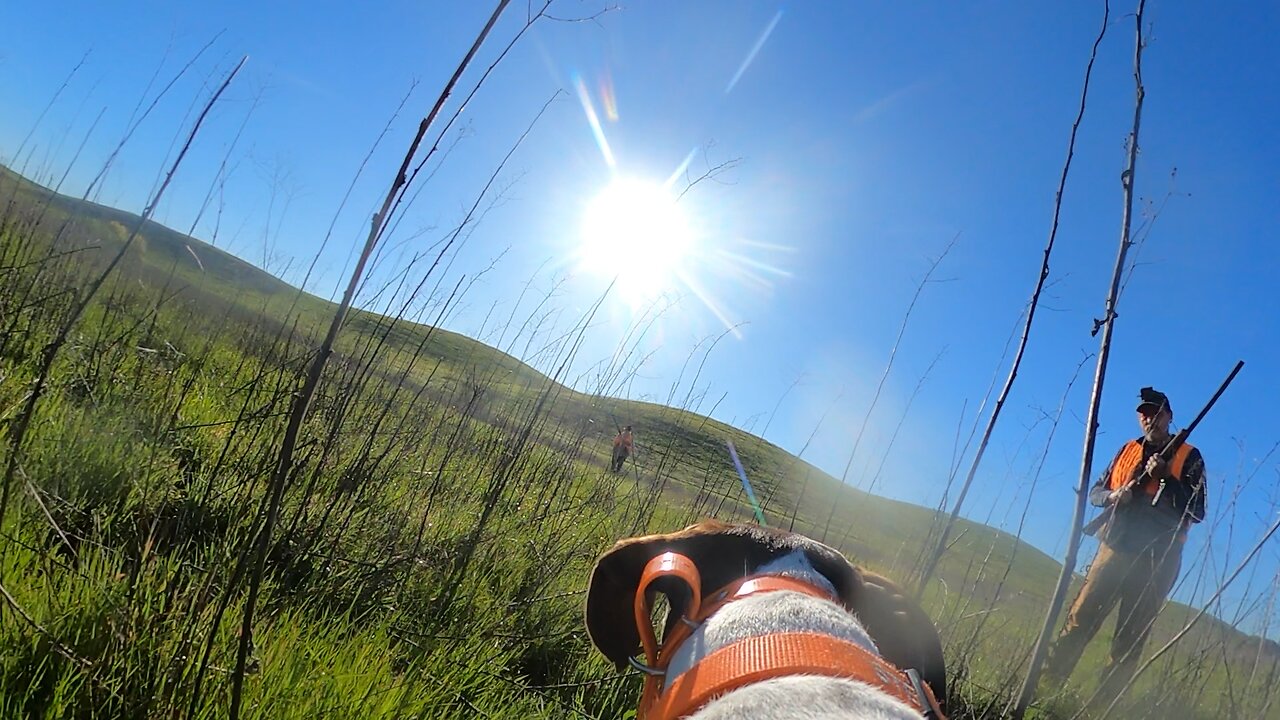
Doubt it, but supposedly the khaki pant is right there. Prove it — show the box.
[1044,537,1183,701]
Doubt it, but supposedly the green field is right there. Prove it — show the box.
[1,164,1276,719]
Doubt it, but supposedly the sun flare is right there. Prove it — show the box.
[578,178,695,304]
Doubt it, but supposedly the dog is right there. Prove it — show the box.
[585,521,947,719]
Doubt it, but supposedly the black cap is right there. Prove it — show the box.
[1136,387,1171,415]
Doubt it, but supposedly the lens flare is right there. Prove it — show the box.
[579,179,693,304]
[570,67,793,338]
[575,74,615,168]
[726,10,784,94]
[599,74,619,122]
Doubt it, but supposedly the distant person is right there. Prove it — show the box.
[1044,387,1207,703]
[611,425,635,473]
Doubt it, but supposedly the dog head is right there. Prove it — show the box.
[584,520,946,705]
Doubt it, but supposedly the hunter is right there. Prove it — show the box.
[1044,387,1207,702]
[611,425,635,473]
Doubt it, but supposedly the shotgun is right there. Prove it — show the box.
[1081,360,1244,537]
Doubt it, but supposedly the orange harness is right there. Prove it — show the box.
[632,552,946,720]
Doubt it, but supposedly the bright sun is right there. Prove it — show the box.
[578,178,695,305]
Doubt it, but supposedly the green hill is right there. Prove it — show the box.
[2,164,1275,719]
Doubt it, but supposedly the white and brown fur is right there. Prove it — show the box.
[585,521,946,719]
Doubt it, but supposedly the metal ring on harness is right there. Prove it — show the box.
[627,656,666,677]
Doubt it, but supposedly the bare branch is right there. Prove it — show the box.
[675,155,743,203]
[918,0,1112,608]
[545,3,620,28]
[1015,2,1149,715]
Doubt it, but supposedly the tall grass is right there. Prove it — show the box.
[6,137,1280,719]
[3,4,1280,719]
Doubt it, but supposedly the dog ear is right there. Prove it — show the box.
[584,532,668,669]
[850,569,948,703]
[585,521,729,669]
[584,520,866,668]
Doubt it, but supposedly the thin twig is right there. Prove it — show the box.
[675,155,742,203]
[1015,2,1144,716]
[917,0,1111,600]
[821,233,958,543]
[1095,511,1280,719]
[0,55,247,530]
[22,472,75,560]
[227,4,514,716]
[0,582,93,669]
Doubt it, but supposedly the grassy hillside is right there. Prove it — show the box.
[2,164,1276,719]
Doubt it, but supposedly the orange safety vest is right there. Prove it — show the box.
[1107,438,1195,498]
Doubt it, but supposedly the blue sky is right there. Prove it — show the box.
[3,2,1278,628]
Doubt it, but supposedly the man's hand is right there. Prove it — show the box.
[1144,455,1169,479]
[1108,486,1133,505]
